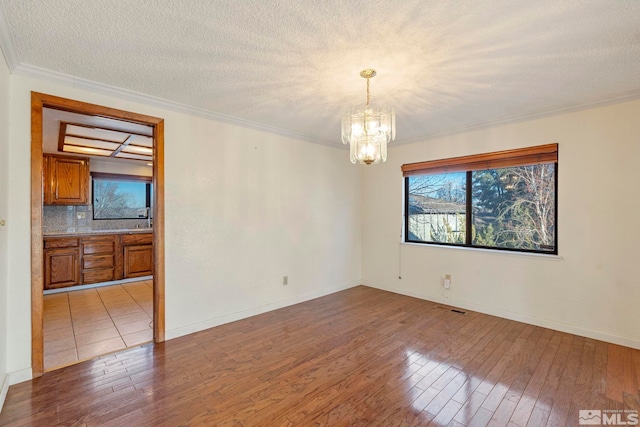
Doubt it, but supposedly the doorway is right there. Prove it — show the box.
[31,92,165,377]
[43,279,154,369]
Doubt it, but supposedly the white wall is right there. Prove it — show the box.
[7,67,637,392]
[6,75,361,377]
[0,48,10,405]
[362,99,640,349]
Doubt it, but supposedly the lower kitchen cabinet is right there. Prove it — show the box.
[44,248,81,289]
[123,245,153,278]
[122,233,153,279]
[44,237,81,290]
[44,232,153,289]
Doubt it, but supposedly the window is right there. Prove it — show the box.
[403,144,557,254]
[92,172,152,220]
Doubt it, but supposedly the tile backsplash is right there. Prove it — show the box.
[43,205,149,233]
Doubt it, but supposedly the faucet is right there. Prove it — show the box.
[146,207,152,228]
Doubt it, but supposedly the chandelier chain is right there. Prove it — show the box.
[366,77,370,107]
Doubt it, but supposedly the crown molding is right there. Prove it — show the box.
[0,2,19,71]
[395,88,640,146]
[10,62,341,148]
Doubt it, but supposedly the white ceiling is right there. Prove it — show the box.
[2,1,640,145]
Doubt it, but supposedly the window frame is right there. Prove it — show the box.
[403,144,558,255]
[91,172,152,220]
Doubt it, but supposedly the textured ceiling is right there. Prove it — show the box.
[2,0,640,145]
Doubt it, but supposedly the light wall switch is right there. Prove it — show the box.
[444,274,452,289]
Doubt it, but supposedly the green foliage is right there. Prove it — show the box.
[472,169,512,213]
[473,223,496,247]
[429,215,465,244]
[472,164,555,250]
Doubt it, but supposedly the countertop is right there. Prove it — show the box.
[43,228,153,238]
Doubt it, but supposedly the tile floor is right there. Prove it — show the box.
[43,279,154,371]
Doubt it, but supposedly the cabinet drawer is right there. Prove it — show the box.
[44,237,79,249]
[121,233,153,246]
[82,241,115,255]
[83,269,115,284]
[82,254,114,269]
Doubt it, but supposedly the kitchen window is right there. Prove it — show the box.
[92,172,152,220]
[402,144,558,254]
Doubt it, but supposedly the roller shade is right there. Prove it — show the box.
[401,143,558,177]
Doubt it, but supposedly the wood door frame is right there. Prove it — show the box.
[31,92,165,377]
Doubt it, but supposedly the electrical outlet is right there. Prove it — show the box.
[444,274,451,289]
[283,275,288,286]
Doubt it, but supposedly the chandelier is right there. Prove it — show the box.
[341,69,395,165]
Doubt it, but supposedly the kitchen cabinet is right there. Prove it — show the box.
[44,238,80,289]
[122,233,153,278]
[44,231,152,290]
[44,154,90,205]
[81,235,117,284]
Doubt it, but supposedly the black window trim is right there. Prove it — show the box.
[403,159,558,256]
[91,172,152,220]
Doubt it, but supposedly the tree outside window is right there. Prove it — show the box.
[404,144,557,254]
[92,173,152,220]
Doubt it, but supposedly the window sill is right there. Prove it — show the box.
[400,241,564,261]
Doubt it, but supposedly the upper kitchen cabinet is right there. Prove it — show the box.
[44,154,90,205]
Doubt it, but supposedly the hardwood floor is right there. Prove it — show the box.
[1,286,638,426]
[43,280,154,370]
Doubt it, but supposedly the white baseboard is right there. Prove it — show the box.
[0,367,32,414]
[166,281,361,341]
[0,373,8,414]
[363,280,640,350]
[8,368,32,385]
